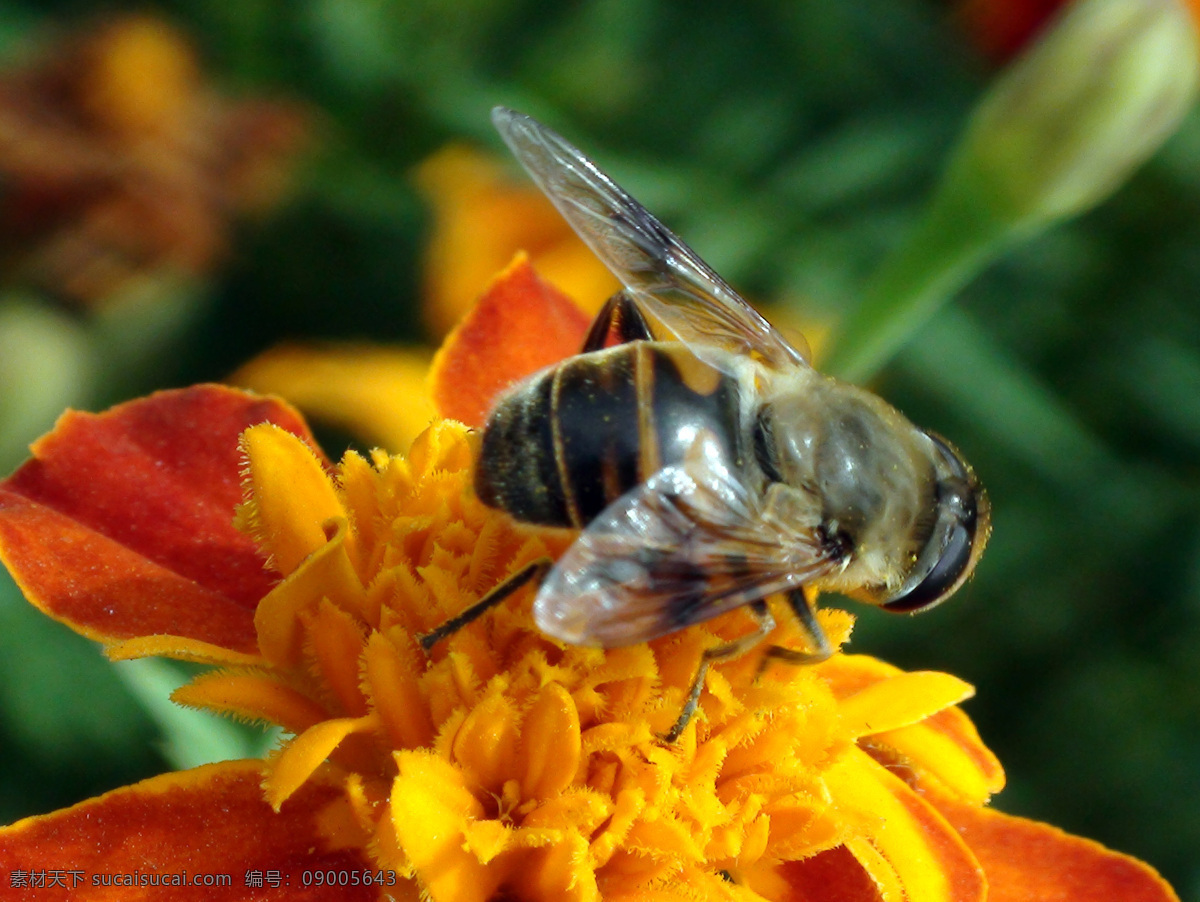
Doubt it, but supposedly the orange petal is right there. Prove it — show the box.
[173,669,330,734]
[0,759,385,901]
[520,683,582,799]
[364,631,436,751]
[824,747,986,902]
[106,634,266,667]
[451,690,521,797]
[0,386,316,653]
[929,788,1181,902]
[429,255,591,427]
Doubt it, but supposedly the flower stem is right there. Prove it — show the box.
[824,159,1011,383]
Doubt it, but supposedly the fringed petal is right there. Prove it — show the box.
[392,750,500,902]
[266,715,378,810]
[105,634,266,667]
[237,423,347,576]
[173,669,330,733]
[254,518,364,669]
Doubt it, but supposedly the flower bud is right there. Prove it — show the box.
[827,0,1199,381]
[949,0,1199,230]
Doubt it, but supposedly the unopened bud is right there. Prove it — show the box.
[827,0,1199,381]
[950,0,1199,230]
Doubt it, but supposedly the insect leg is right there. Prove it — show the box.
[759,588,833,669]
[661,601,776,743]
[581,290,653,352]
[417,557,552,653]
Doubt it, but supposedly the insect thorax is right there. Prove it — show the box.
[759,373,938,596]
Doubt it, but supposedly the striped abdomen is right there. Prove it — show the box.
[476,342,746,529]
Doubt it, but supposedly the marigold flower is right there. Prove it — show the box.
[231,143,618,451]
[416,144,620,334]
[0,15,308,306]
[0,260,1181,901]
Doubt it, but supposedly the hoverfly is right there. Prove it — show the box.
[421,108,989,741]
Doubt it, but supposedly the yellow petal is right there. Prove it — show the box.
[510,833,597,902]
[415,145,618,335]
[105,634,265,667]
[839,671,975,739]
[872,710,1006,805]
[590,788,645,868]
[393,750,500,902]
[254,517,363,668]
[238,423,345,575]
[522,788,613,833]
[172,668,329,733]
[824,746,985,902]
[265,714,376,809]
[520,682,582,799]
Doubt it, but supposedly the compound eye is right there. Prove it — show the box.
[882,518,973,612]
[881,432,987,614]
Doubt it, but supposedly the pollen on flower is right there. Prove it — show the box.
[171,416,1003,902]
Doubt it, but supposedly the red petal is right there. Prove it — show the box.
[430,255,591,427]
[772,846,884,902]
[0,385,317,652]
[0,760,394,901]
[957,0,1069,60]
[928,789,1180,902]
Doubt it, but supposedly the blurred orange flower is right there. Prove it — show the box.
[0,259,1180,901]
[415,144,619,334]
[0,15,308,306]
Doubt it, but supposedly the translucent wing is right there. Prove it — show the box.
[493,107,808,373]
[533,432,840,647]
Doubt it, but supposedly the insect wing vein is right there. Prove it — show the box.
[492,107,807,372]
[532,440,837,647]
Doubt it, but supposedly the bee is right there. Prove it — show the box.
[421,108,989,741]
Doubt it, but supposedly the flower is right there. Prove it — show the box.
[415,145,620,335]
[952,0,1199,232]
[0,15,309,306]
[0,259,1181,901]
[230,144,615,452]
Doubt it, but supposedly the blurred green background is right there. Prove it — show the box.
[1,0,1198,898]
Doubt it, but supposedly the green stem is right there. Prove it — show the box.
[824,159,1015,383]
